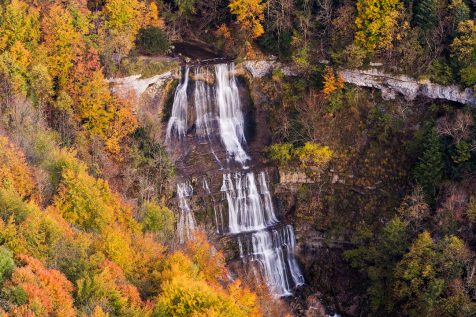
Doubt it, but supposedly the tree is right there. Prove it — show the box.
[354,0,405,52]
[174,0,196,20]
[414,0,439,30]
[449,0,470,27]
[393,232,473,316]
[141,201,175,242]
[136,27,170,55]
[344,218,409,313]
[295,142,333,170]
[229,0,265,39]
[393,231,444,316]
[414,128,444,200]
[76,260,146,316]
[98,0,143,66]
[451,20,476,88]
[143,1,164,28]
[321,67,344,95]
[0,0,40,51]
[153,252,261,317]
[0,247,14,285]
[268,143,294,166]
[0,136,35,199]
[40,4,84,89]
[2,255,76,316]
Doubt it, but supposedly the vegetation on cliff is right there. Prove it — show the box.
[0,0,475,315]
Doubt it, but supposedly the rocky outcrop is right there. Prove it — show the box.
[340,68,476,106]
[108,71,175,97]
[279,168,314,184]
[242,60,476,106]
[243,60,300,78]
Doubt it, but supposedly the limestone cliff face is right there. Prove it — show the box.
[108,71,176,97]
[241,60,476,106]
[339,68,476,106]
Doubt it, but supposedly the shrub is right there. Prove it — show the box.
[268,143,294,166]
[0,247,14,285]
[141,201,175,242]
[295,142,333,169]
[136,27,170,55]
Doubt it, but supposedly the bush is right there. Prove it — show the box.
[0,247,14,285]
[268,143,294,166]
[136,27,170,55]
[141,201,175,242]
[295,142,333,169]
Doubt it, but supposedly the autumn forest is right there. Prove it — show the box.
[0,0,476,316]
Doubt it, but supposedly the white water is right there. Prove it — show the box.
[165,64,249,164]
[166,63,303,297]
[215,64,249,164]
[166,68,190,142]
[194,68,213,139]
[251,226,302,296]
[176,182,196,244]
[221,172,278,233]
[238,225,305,297]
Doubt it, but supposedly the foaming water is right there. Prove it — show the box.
[176,182,196,244]
[215,64,249,164]
[221,172,278,234]
[166,68,190,142]
[238,225,305,297]
[194,68,213,139]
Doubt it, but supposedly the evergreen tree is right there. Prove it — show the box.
[414,0,439,30]
[414,128,445,200]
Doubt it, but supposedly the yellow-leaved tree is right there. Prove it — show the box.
[354,0,405,52]
[229,0,265,39]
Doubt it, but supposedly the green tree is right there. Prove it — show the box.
[393,232,473,316]
[451,20,476,88]
[393,231,444,316]
[414,128,444,200]
[0,247,14,285]
[268,143,294,166]
[413,0,438,30]
[136,27,170,55]
[344,218,409,313]
[141,201,175,242]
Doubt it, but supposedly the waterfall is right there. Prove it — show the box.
[194,68,213,139]
[176,182,196,244]
[248,225,305,296]
[166,67,190,142]
[215,64,249,164]
[221,172,278,234]
[165,63,303,297]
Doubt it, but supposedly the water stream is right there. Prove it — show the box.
[166,63,303,296]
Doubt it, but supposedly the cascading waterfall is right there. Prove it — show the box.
[221,172,278,234]
[166,63,303,297]
[194,68,214,139]
[166,67,190,141]
[176,182,196,244]
[240,225,305,296]
[215,64,249,164]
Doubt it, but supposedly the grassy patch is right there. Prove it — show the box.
[119,56,179,78]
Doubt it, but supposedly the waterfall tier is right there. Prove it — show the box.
[166,63,303,297]
[165,63,249,165]
[221,171,278,234]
